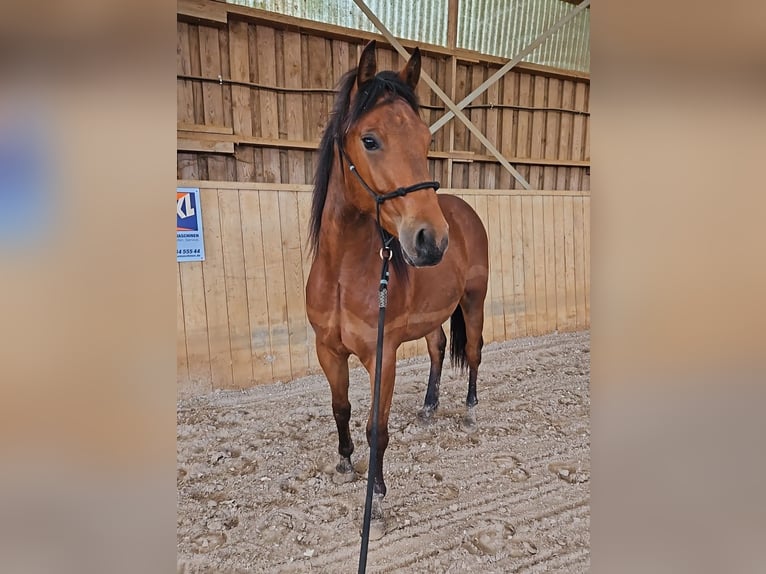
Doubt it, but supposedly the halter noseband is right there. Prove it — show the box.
[336,138,440,254]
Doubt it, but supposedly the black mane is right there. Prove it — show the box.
[309,67,421,279]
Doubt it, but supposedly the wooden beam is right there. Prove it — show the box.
[176,179,591,197]
[430,0,591,134]
[177,137,234,154]
[351,0,532,189]
[176,130,590,167]
[177,0,227,25]
[427,150,590,168]
[177,122,233,135]
[446,0,458,50]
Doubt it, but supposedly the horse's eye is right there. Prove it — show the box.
[361,136,379,151]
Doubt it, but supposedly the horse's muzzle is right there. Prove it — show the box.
[402,225,449,267]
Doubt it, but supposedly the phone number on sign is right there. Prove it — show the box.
[177,248,201,255]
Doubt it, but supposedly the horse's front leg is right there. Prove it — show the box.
[316,342,355,482]
[417,326,447,423]
[362,345,397,540]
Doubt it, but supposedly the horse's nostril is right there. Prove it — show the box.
[416,228,428,249]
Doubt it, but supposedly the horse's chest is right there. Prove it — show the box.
[306,263,379,347]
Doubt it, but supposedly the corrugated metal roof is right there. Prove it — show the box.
[226,0,588,72]
[457,0,589,71]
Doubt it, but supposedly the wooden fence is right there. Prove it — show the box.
[176,1,590,394]
[177,1,590,191]
[176,182,589,394]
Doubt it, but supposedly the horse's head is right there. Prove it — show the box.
[340,41,449,267]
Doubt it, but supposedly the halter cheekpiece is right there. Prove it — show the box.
[336,138,440,251]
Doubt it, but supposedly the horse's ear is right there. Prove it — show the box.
[399,47,421,90]
[357,40,377,87]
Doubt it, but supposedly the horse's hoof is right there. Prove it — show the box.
[369,517,386,540]
[416,406,437,425]
[333,458,356,483]
[461,407,477,433]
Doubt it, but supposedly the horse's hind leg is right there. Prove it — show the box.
[417,326,447,424]
[316,343,355,482]
[460,290,485,431]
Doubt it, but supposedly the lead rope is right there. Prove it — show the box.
[358,240,391,574]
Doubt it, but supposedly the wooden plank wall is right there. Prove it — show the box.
[176,182,590,393]
[177,8,590,190]
[176,3,590,394]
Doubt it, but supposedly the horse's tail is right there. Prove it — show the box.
[449,304,468,372]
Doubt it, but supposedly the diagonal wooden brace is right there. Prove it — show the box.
[351,0,533,190]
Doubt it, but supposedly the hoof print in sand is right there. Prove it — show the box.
[548,461,589,483]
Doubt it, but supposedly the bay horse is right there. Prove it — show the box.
[305,40,489,538]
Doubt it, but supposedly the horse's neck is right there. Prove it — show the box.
[318,171,377,267]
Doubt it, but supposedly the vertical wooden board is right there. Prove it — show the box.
[468,66,486,154]
[521,196,537,334]
[529,76,546,190]
[220,189,255,390]
[177,265,189,386]
[258,191,292,381]
[207,155,229,181]
[569,82,587,191]
[573,197,586,329]
[582,85,591,190]
[553,196,568,331]
[198,26,225,126]
[240,190,274,383]
[188,24,205,124]
[485,195,505,342]
[256,26,281,183]
[284,30,306,184]
[467,163,482,192]
[331,39,350,84]
[397,341,418,361]
[414,333,427,358]
[200,189,234,389]
[180,260,211,393]
[453,63,468,151]
[556,80,575,191]
[279,191,310,379]
[178,152,200,180]
[177,22,195,124]
[510,196,526,336]
[377,47,393,77]
[498,195,517,338]
[296,192,319,372]
[583,196,591,326]
[498,72,516,190]
[484,72,499,190]
[229,20,253,135]
[543,79,561,190]
[247,25,262,139]
[542,196,557,333]
[469,194,493,344]
[306,35,328,142]
[228,20,255,182]
[532,196,547,334]
[515,74,532,189]
[452,163,466,189]
[563,196,577,329]
[219,22,233,129]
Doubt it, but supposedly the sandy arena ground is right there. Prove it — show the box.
[177,330,590,573]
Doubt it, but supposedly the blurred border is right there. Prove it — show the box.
[0,1,177,573]
[592,1,766,572]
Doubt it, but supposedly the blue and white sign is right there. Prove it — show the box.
[177,187,205,262]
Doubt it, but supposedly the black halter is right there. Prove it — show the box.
[336,138,440,254]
